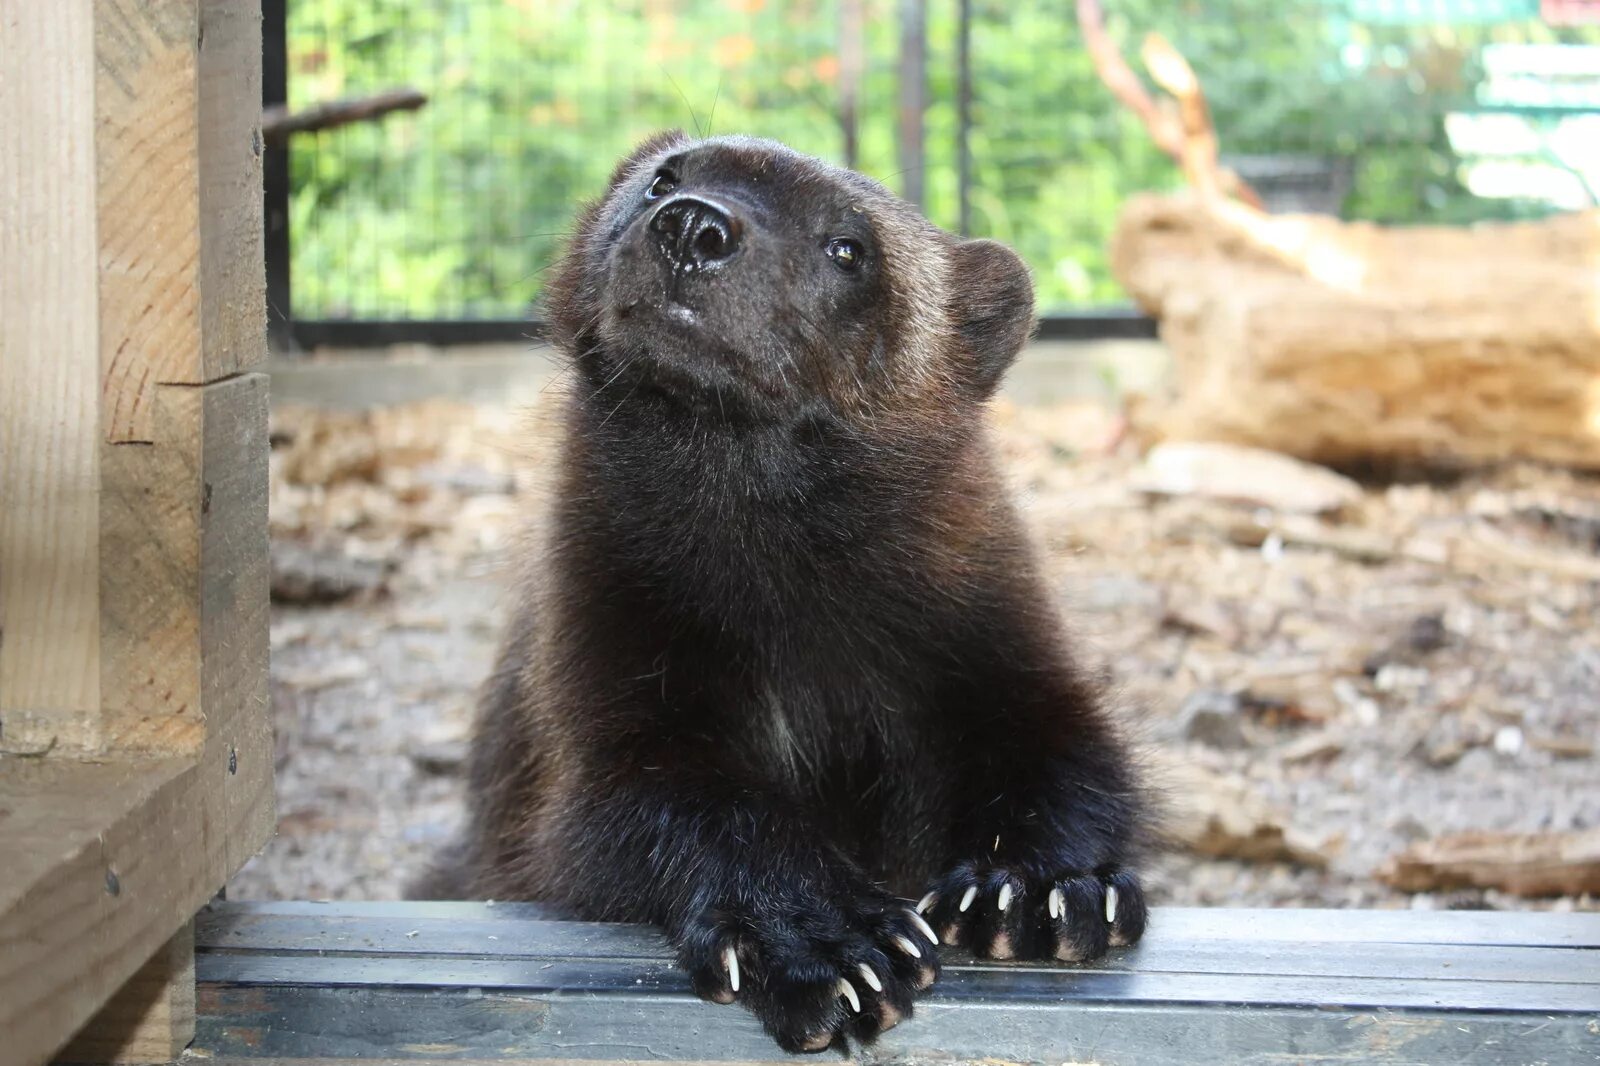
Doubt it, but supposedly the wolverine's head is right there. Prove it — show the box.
[547,132,1035,426]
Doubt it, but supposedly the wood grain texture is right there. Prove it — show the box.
[57,922,196,1065]
[1,753,268,1064]
[0,758,191,1066]
[197,374,274,875]
[0,0,104,754]
[196,0,266,383]
[34,371,272,1062]
[100,386,206,753]
[0,2,271,1062]
[100,374,270,758]
[94,0,203,444]
[96,0,265,445]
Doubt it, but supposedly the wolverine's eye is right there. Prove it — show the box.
[647,168,679,199]
[826,237,863,272]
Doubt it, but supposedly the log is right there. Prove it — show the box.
[1379,828,1600,898]
[1112,192,1600,470]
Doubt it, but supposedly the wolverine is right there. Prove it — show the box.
[423,132,1149,1052]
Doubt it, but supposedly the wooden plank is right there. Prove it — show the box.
[1,758,192,1066]
[190,903,1600,1065]
[0,756,268,1064]
[57,923,196,1065]
[21,383,271,1059]
[13,373,274,1062]
[195,0,266,384]
[3,0,269,751]
[0,1,271,1061]
[99,385,207,753]
[101,374,270,759]
[96,0,264,446]
[94,0,202,444]
[0,0,103,754]
[196,376,274,875]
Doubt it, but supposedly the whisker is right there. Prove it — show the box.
[706,77,724,138]
[662,70,703,138]
[597,360,645,430]
[584,347,636,406]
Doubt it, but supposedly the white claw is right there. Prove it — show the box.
[958,885,978,913]
[838,978,861,1013]
[906,908,940,945]
[916,891,937,914]
[997,882,1013,912]
[857,962,883,993]
[1048,887,1064,921]
[893,934,922,959]
[723,945,741,993]
[1105,884,1119,925]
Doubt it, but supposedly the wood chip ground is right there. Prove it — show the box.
[233,397,1600,912]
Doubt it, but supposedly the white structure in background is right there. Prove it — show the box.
[1447,42,1600,209]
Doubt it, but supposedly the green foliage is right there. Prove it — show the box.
[287,0,1597,318]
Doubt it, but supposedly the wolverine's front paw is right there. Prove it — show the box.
[676,892,939,1052]
[919,862,1145,962]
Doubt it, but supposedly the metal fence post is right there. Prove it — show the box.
[897,0,927,209]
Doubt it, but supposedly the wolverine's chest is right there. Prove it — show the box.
[701,660,952,884]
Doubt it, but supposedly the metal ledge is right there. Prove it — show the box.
[193,901,1600,1064]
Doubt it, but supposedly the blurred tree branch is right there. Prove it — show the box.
[262,88,428,146]
[1076,0,1262,209]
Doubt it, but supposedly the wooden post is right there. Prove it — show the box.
[0,3,272,1064]
[57,924,197,1066]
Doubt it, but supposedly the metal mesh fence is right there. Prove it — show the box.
[282,0,1600,321]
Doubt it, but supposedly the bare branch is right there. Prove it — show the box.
[1076,0,1183,159]
[261,88,428,145]
[1076,0,1263,209]
[1141,33,1220,201]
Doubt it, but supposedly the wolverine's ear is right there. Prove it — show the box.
[948,239,1035,396]
[606,129,690,191]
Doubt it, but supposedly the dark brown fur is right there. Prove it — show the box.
[422,134,1149,1052]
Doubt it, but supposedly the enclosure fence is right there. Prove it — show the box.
[271,0,1600,342]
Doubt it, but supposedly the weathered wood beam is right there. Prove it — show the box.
[58,923,197,1066]
[0,2,272,1063]
[1,0,103,754]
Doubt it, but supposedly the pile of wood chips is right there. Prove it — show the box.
[252,396,1600,909]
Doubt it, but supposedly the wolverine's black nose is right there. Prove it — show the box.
[648,196,741,272]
